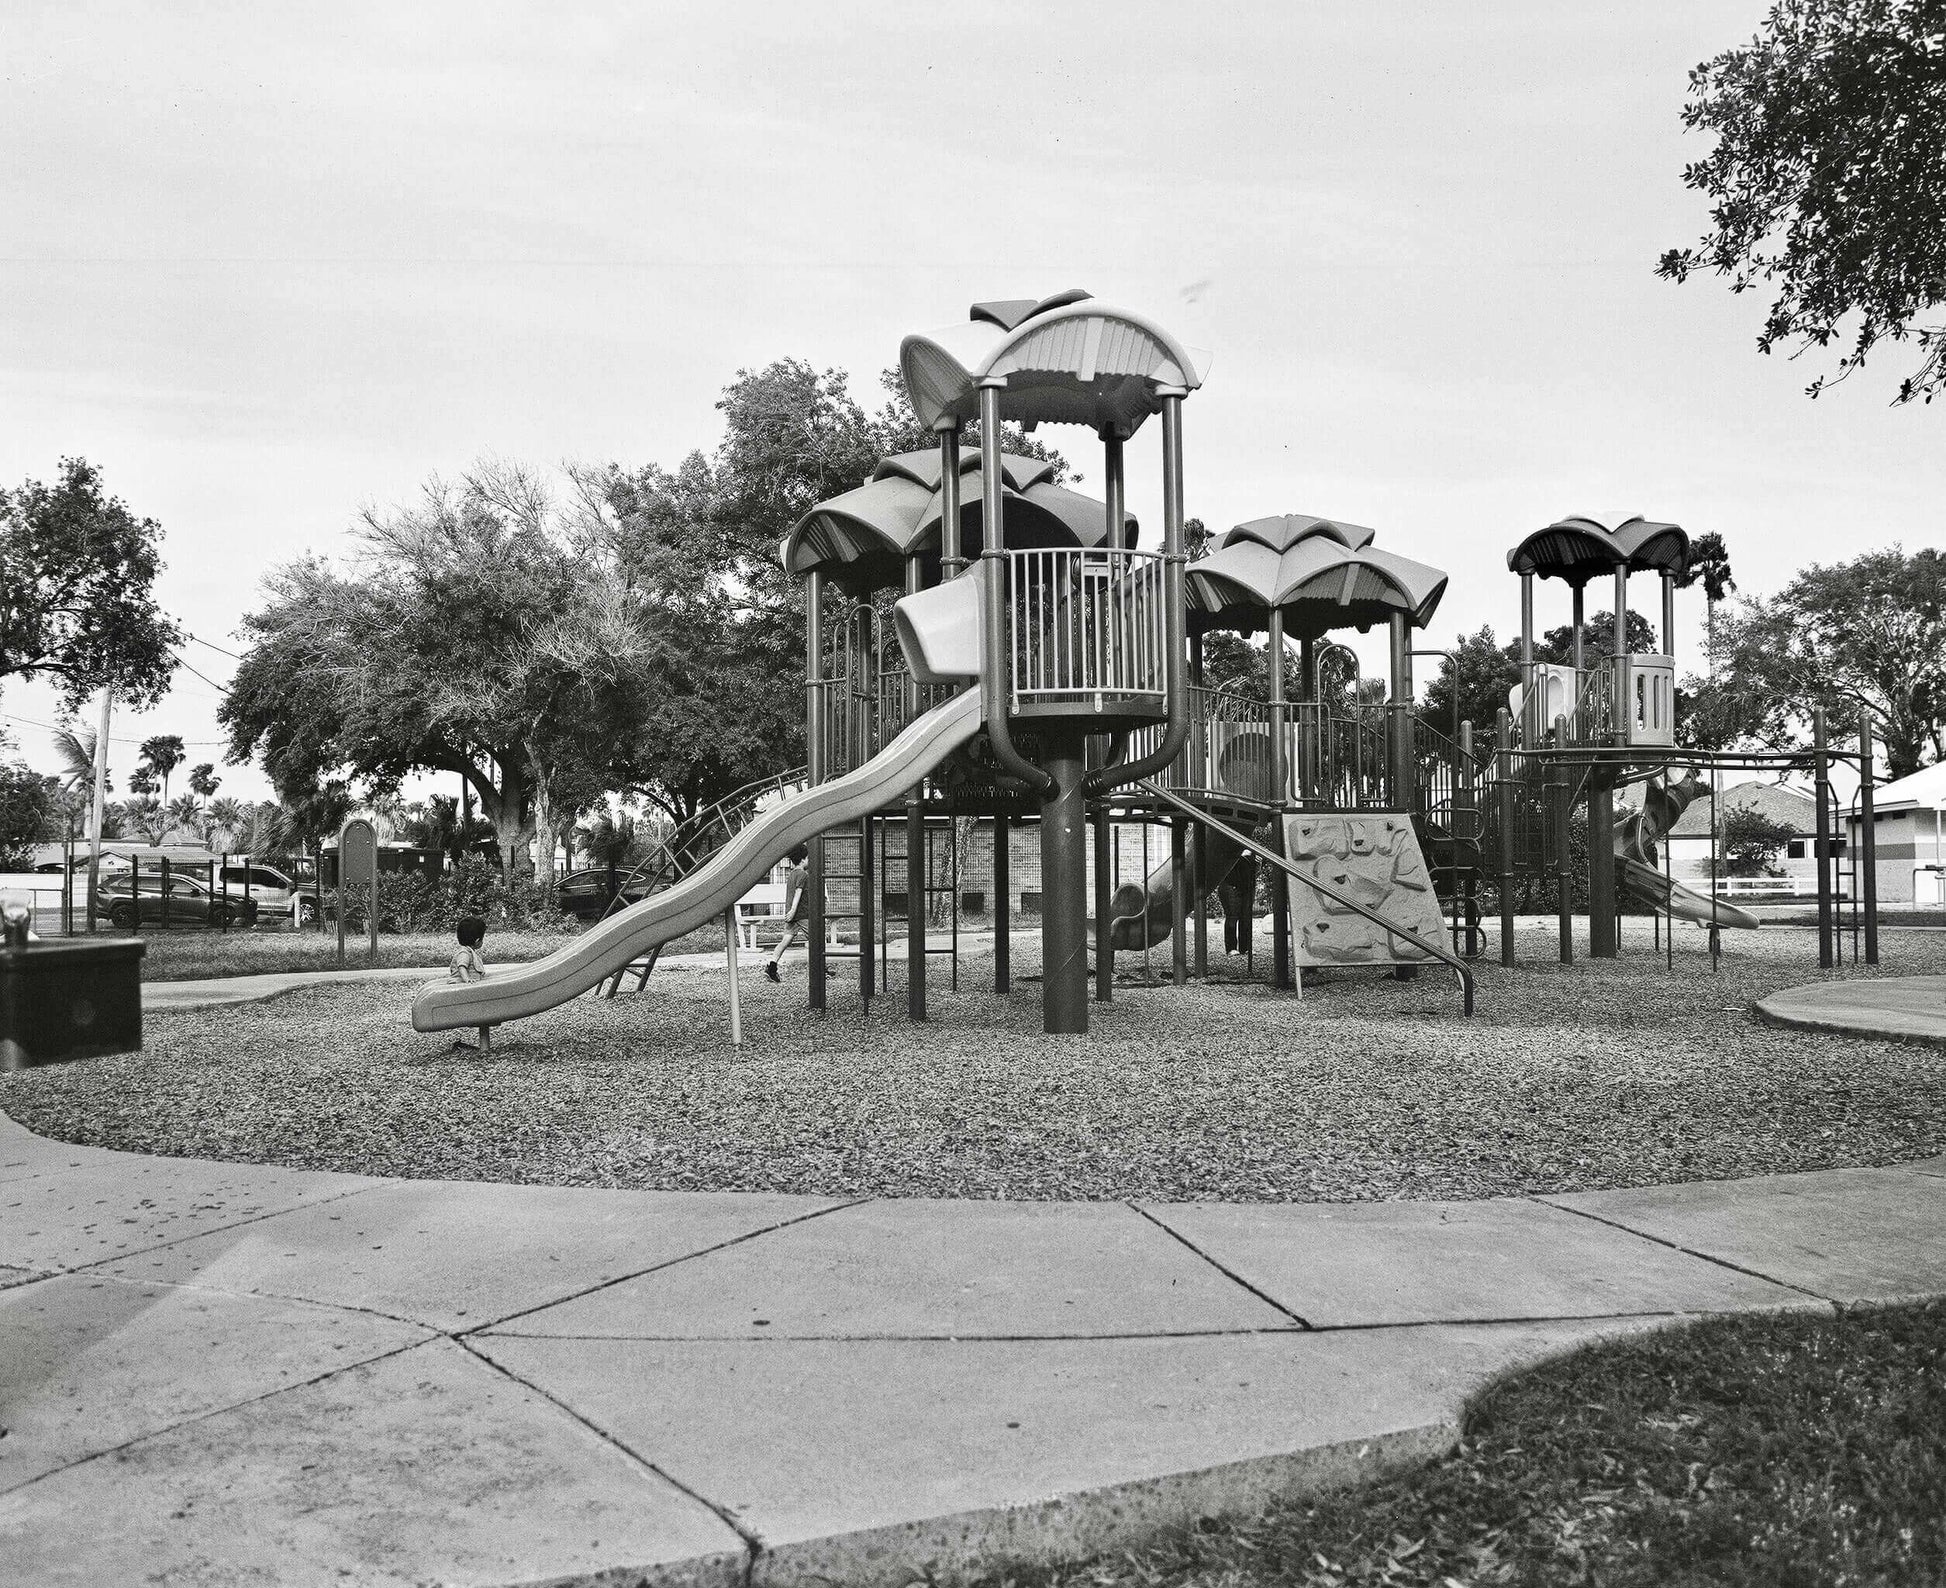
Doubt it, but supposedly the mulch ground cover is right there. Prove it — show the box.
[6,919,1944,1201]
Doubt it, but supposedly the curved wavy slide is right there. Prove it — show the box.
[412,689,985,1034]
[1617,769,1760,931]
[1105,825,1251,951]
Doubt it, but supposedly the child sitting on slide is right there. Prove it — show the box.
[448,915,489,983]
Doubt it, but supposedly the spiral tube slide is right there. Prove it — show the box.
[411,689,984,1034]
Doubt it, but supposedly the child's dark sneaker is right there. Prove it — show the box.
[764,962,780,982]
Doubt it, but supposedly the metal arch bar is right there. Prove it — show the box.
[1134,778,1475,1016]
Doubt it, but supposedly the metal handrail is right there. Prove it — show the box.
[1136,778,1476,1016]
[1004,546,1171,710]
[595,766,808,926]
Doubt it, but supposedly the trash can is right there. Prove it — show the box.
[0,936,145,1070]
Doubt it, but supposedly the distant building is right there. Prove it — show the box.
[1665,781,1825,885]
[1847,763,1946,906]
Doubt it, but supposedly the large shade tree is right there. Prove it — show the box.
[223,465,599,879]
[0,458,181,710]
[1658,0,1946,403]
[1704,545,1946,775]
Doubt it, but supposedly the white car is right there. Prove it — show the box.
[216,862,318,925]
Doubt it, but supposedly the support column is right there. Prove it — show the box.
[1553,717,1573,963]
[937,423,964,579]
[1588,784,1617,958]
[1388,614,1414,812]
[1268,606,1292,990]
[1093,803,1113,1001]
[805,571,827,1011]
[1297,634,1316,803]
[904,555,926,1022]
[1519,572,1536,743]
[1497,706,1517,968]
[1661,572,1676,657]
[1040,735,1089,1033]
[860,814,876,1007]
[1571,585,1585,673]
[1815,707,1834,969]
[994,809,1011,993]
[1860,708,1879,965]
[1169,814,1187,987]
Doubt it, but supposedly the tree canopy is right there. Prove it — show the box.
[0,457,182,710]
[1699,544,1946,775]
[1658,0,1946,403]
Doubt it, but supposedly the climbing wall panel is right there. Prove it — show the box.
[1282,812,1446,967]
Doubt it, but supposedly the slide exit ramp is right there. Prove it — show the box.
[412,689,984,1034]
[1135,780,1476,1016]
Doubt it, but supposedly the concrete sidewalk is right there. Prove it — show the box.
[3,1110,1943,1587]
[1757,974,1946,1048]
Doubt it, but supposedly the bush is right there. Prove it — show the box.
[327,856,572,934]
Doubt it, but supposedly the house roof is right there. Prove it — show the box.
[1666,780,1817,838]
[1865,760,1946,813]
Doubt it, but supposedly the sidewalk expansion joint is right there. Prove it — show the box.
[0,1337,432,1502]
[455,1195,879,1338]
[72,1264,444,1338]
[51,1181,387,1279]
[1528,1196,1840,1306]
[455,1336,761,1558]
[1126,1203,1314,1330]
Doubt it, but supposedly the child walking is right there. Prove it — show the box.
[763,846,811,982]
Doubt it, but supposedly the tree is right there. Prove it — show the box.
[138,735,186,804]
[0,752,55,869]
[0,458,183,710]
[123,795,172,847]
[1721,805,1799,876]
[1676,531,1737,674]
[187,762,220,799]
[1419,612,1661,749]
[206,796,246,849]
[1658,0,1946,403]
[223,464,637,882]
[1710,545,1946,775]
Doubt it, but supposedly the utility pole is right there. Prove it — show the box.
[87,688,111,932]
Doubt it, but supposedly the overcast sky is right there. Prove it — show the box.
[5,1,1939,802]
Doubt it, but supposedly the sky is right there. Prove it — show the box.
[4,0,1940,803]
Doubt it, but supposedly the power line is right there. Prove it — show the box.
[0,711,227,747]
[170,652,231,697]
[185,633,242,661]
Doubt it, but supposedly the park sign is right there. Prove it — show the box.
[337,816,379,966]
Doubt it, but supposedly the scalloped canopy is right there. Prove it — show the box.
[1186,514,1447,640]
[1506,512,1691,585]
[899,292,1208,436]
[780,450,1133,594]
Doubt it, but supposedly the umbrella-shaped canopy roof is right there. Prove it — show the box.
[781,449,1133,594]
[900,289,1209,437]
[1506,512,1690,585]
[1186,514,1449,640]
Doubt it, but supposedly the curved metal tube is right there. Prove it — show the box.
[1083,393,1190,797]
[976,381,1054,797]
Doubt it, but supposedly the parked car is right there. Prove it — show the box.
[217,861,317,924]
[554,867,658,922]
[101,874,260,930]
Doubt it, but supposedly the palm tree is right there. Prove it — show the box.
[186,762,221,800]
[126,796,172,847]
[138,734,187,804]
[168,792,203,846]
[207,796,246,850]
[1677,532,1736,678]
[52,725,110,797]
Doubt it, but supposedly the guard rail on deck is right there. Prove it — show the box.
[1007,547,1169,713]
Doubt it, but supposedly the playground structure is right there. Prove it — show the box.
[412,292,1880,1045]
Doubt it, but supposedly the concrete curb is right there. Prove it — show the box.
[1754,977,1946,1050]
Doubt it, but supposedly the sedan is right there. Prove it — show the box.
[102,875,261,930]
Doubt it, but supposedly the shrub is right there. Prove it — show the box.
[327,856,572,934]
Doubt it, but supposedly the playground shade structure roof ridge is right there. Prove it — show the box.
[1186,513,1449,640]
[1506,511,1691,586]
[781,449,1132,593]
[900,290,1209,436]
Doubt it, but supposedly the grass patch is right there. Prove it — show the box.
[977,1303,1946,1588]
[118,928,584,981]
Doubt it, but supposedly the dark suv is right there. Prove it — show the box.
[102,874,261,930]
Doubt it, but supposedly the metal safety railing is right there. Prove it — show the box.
[1006,547,1169,711]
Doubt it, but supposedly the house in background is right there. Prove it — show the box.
[1847,762,1946,906]
[1661,780,1826,894]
